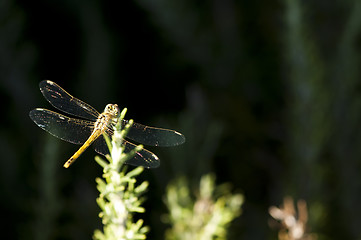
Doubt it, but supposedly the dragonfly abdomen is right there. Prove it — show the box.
[63,112,113,168]
[63,128,104,168]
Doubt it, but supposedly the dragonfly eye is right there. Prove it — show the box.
[104,104,113,112]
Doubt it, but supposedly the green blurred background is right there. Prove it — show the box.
[1,0,361,239]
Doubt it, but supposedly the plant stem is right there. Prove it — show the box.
[93,108,149,240]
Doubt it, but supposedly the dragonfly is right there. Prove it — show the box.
[29,80,185,168]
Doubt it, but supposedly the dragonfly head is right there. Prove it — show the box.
[104,104,120,118]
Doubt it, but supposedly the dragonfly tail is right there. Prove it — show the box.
[64,157,76,168]
[63,130,102,168]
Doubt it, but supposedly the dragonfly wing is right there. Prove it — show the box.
[122,120,185,147]
[93,136,160,168]
[39,80,100,121]
[123,141,160,168]
[92,135,110,156]
[29,108,94,144]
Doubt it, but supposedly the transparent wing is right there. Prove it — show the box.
[123,141,160,168]
[39,80,100,121]
[30,109,161,168]
[29,108,94,144]
[122,119,186,147]
[93,136,160,168]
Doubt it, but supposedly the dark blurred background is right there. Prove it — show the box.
[1,0,361,239]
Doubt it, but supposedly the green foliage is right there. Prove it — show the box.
[93,108,149,240]
[284,0,361,237]
[32,135,61,240]
[283,2,330,234]
[285,0,329,191]
[164,174,243,240]
[330,1,361,238]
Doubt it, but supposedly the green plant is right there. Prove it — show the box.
[93,108,149,240]
[164,174,243,240]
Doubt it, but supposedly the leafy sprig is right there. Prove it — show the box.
[93,108,149,240]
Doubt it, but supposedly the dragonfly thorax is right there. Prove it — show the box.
[91,104,120,131]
